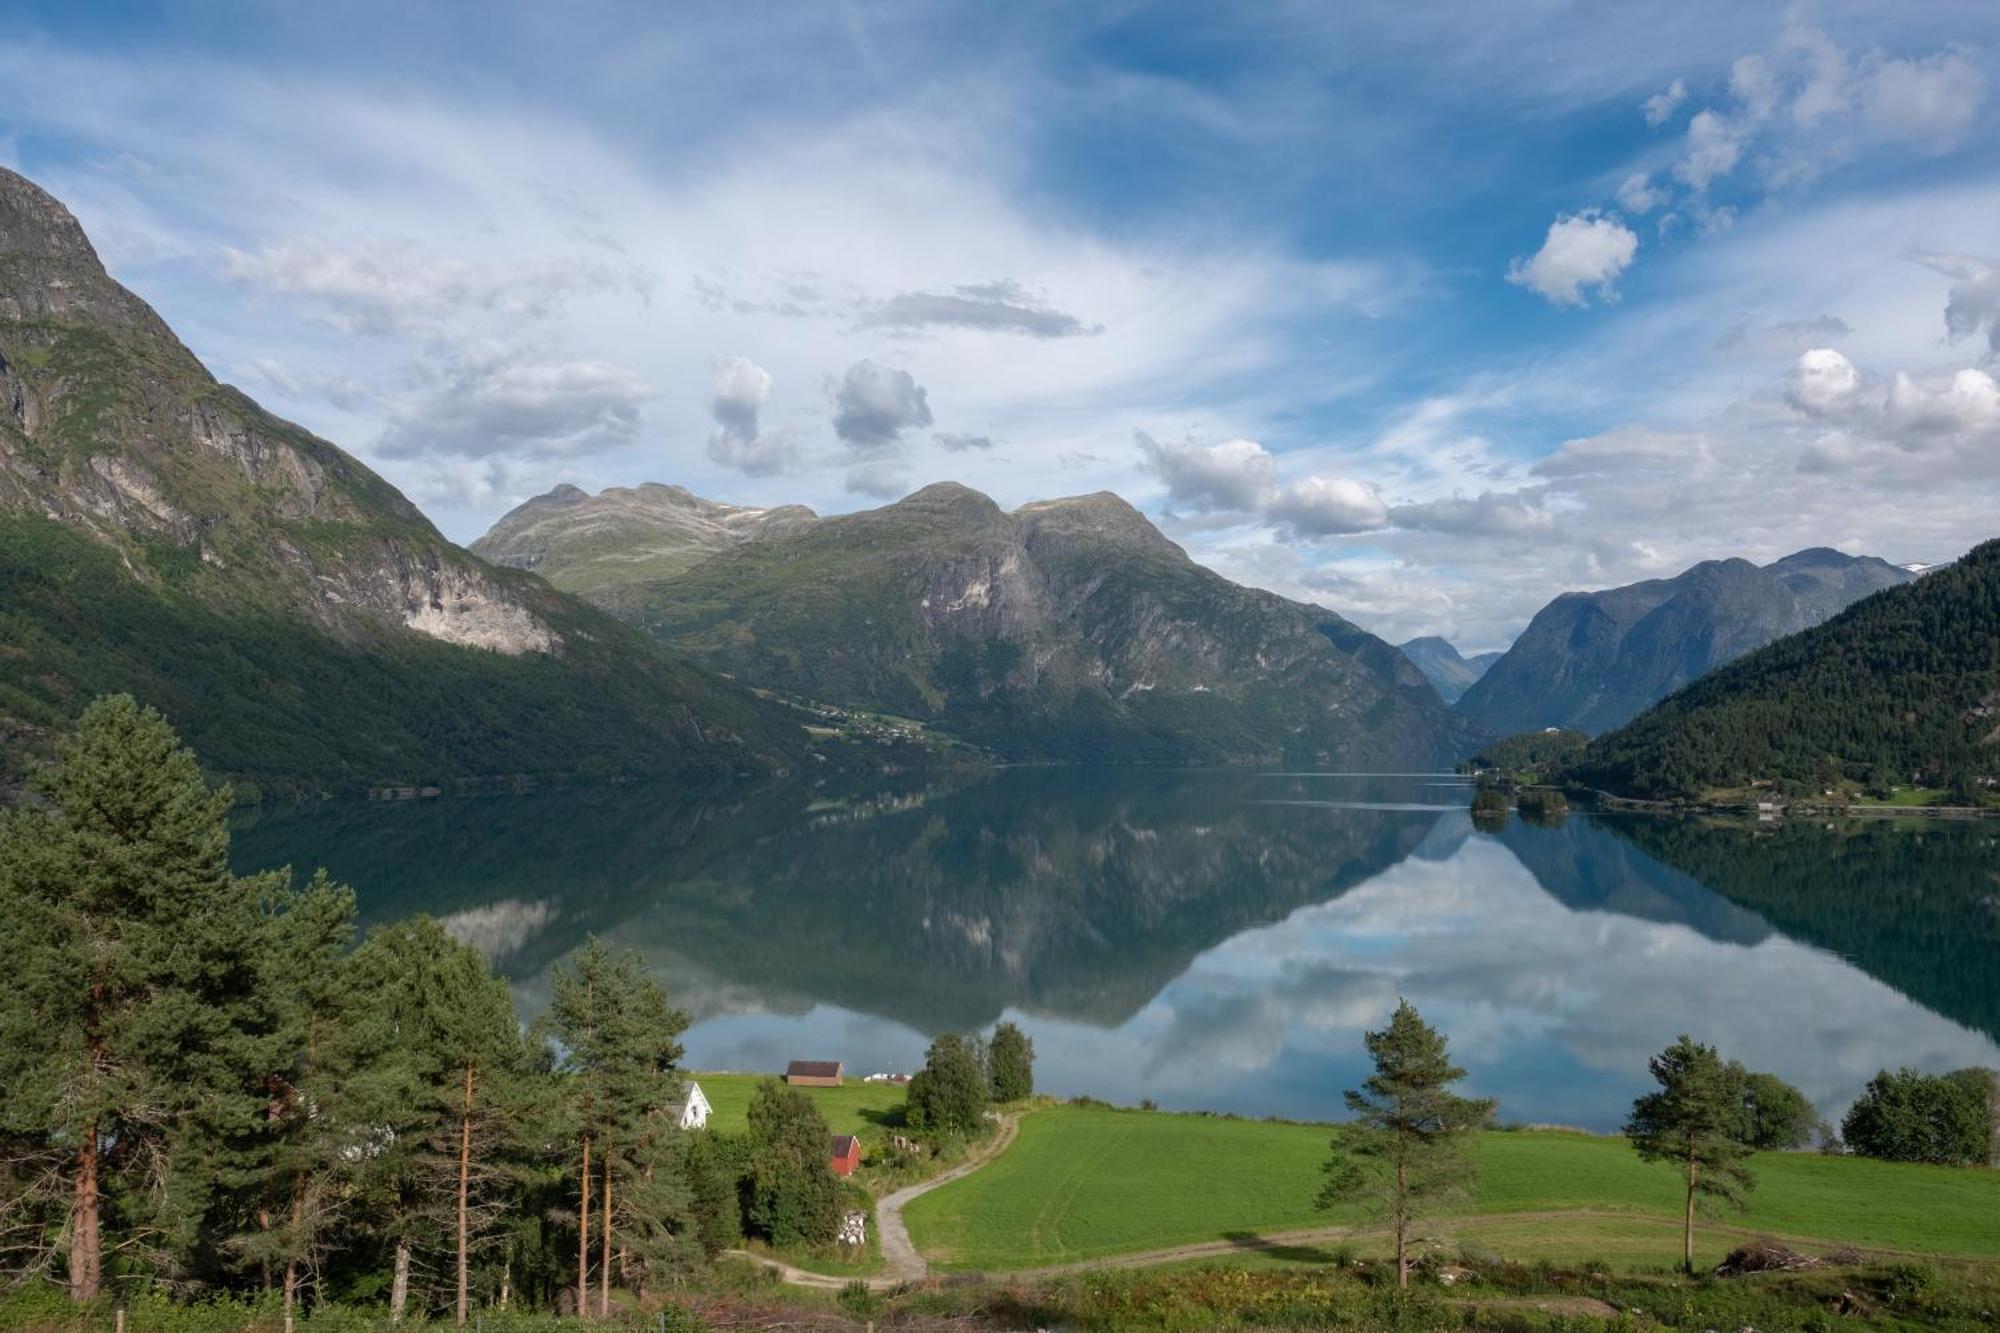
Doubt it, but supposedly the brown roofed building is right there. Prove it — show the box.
[786,1060,844,1087]
[829,1134,863,1177]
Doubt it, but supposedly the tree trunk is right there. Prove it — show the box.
[1394,1157,1409,1289]
[69,1120,101,1304]
[599,1145,612,1317]
[1682,1144,1699,1275]
[390,1241,411,1323]
[457,1063,475,1326]
[499,1258,511,1312]
[577,1134,591,1320]
[283,1174,305,1321]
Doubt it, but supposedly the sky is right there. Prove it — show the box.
[4,1,1999,649]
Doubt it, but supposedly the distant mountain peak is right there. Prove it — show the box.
[0,166,177,337]
[1396,636,1497,705]
[1458,546,1915,735]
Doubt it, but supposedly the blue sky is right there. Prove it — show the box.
[4,1,1998,646]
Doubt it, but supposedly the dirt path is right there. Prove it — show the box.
[728,1111,1020,1292]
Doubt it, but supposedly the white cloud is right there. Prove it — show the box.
[1615,172,1664,215]
[1642,77,1687,127]
[1916,250,2000,357]
[1389,490,1555,537]
[1264,476,1389,537]
[376,356,651,460]
[1135,432,1275,513]
[1786,346,1862,417]
[706,355,799,475]
[1883,366,2000,442]
[1507,211,1638,307]
[221,240,647,336]
[1674,109,1744,191]
[1865,48,1986,153]
[844,460,910,499]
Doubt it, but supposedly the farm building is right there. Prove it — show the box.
[829,1134,863,1177]
[664,1080,711,1130]
[786,1060,844,1087]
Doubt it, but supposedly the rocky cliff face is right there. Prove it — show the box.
[496,479,1478,766]
[0,166,553,656]
[1457,549,1915,736]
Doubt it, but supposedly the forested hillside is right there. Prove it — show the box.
[1574,540,2000,800]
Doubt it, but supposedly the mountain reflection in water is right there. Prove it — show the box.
[233,770,2000,1132]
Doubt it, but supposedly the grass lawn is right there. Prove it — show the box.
[690,1071,909,1138]
[903,1105,2000,1272]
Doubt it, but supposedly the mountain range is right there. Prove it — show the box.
[475,480,1479,766]
[1455,548,1916,736]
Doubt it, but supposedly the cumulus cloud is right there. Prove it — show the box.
[1507,211,1638,307]
[1916,251,2000,357]
[377,356,651,460]
[1785,347,1862,417]
[705,355,799,475]
[1642,77,1687,127]
[221,240,646,336]
[1265,476,1389,537]
[830,359,933,451]
[1135,432,1274,513]
[1883,367,2000,442]
[861,280,1101,338]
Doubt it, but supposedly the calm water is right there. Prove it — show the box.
[232,770,2000,1133]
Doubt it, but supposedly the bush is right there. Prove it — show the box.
[1842,1067,1993,1164]
[836,1279,884,1319]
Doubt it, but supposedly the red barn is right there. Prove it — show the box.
[828,1134,863,1177]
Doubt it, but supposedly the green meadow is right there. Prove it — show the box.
[691,1071,910,1138]
[902,1105,2000,1272]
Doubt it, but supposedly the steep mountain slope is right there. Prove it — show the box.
[507,480,1478,765]
[0,166,804,794]
[1397,636,1500,704]
[1457,549,1915,735]
[1573,538,1999,799]
[470,481,817,594]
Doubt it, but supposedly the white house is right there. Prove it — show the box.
[666,1080,711,1131]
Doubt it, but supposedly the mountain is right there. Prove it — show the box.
[1573,538,2000,799]
[1455,548,1916,736]
[479,480,1480,766]
[1397,636,1501,704]
[468,481,817,594]
[0,167,807,795]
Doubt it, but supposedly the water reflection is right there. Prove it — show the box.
[233,771,2000,1131]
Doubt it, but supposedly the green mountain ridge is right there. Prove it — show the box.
[1573,538,2000,799]
[0,166,809,794]
[477,480,1485,766]
[1457,548,1916,737]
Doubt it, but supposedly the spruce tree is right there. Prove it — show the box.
[987,1022,1035,1103]
[1315,1000,1494,1288]
[1625,1036,1755,1273]
[0,696,277,1302]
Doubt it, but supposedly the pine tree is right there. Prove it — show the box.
[987,1022,1035,1103]
[545,938,690,1315]
[346,918,534,1324]
[1315,1000,1494,1288]
[1625,1036,1755,1273]
[0,697,277,1302]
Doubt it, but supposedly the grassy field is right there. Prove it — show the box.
[902,1105,2000,1272]
[691,1071,909,1137]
